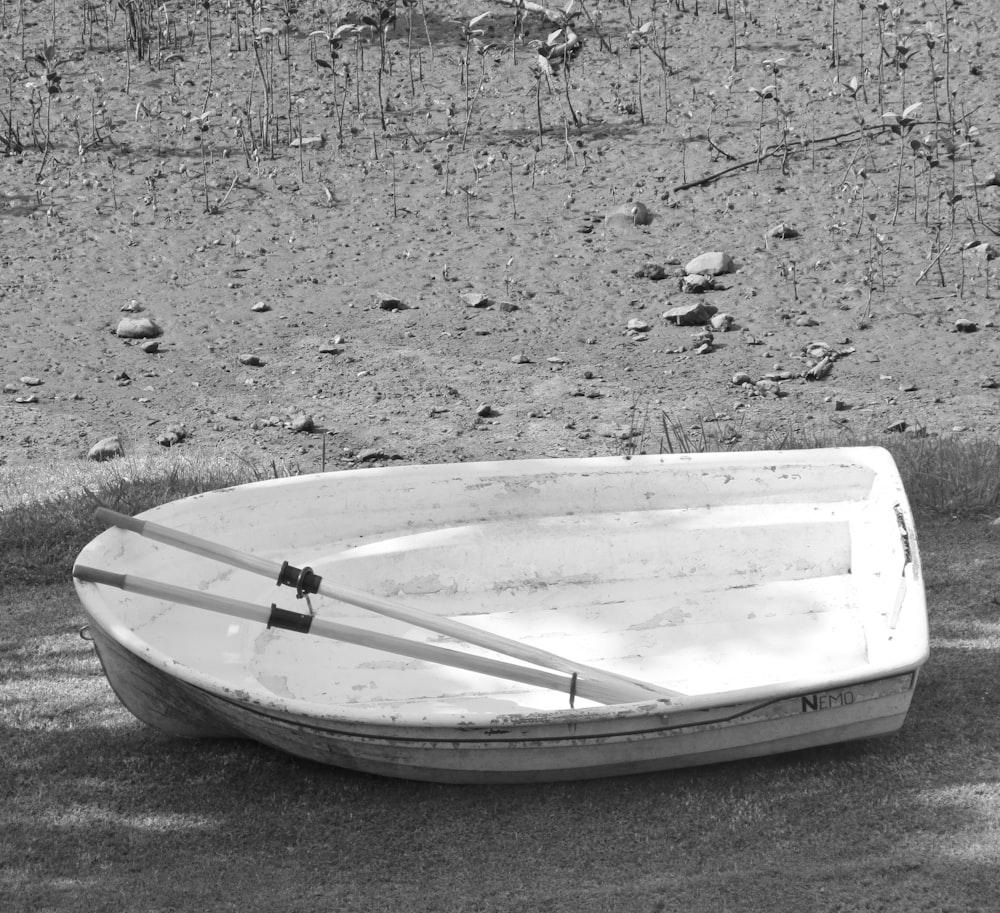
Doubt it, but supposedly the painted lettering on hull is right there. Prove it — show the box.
[801,690,856,712]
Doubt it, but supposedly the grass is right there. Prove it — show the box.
[2,435,1000,912]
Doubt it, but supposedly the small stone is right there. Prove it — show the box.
[663,302,718,325]
[511,354,532,364]
[476,403,494,417]
[980,377,998,389]
[627,318,652,332]
[375,291,409,310]
[460,291,491,308]
[635,263,667,280]
[680,274,716,294]
[2,383,17,393]
[732,371,753,385]
[794,315,819,327]
[684,252,735,276]
[884,419,908,433]
[604,201,653,227]
[20,376,42,386]
[239,354,264,366]
[710,313,734,332]
[289,413,314,433]
[14,394,39,404]
[767,223,800,239]
[954,319,978,332]
[115,316,162,339]
[251,301,271,312]
[805,357,834,380]
[140,340,160,354]
[157,424,187,447]
[755,379,782,396]
[88,435,124,462]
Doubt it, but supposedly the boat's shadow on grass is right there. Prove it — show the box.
[3,519,999,913]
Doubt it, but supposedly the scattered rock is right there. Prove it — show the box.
[755,379,782,396]
[604,201,653,227]
[511,354,532,364]
[804,356,834,380]
[954,319,978,333]
[980,377,998,389]
[157,424,187,447]
[239,353,265,366]
[627,318,652,333]
[732,371,753,385]
[710,313,734,332]
[663,302,718,325]
[767,223,800,239]
[794,315,819,327]
[14,394,38,404]
[289,413,314,433]
[20,376,42,386]
[679,273,716,294]
[356,448,400,462]
[88,435,124,462]
[460,291,491,308]
[684,251,735,276]
[115,316,163,339]
[252,301,272,312]
[476,403,495,417]
[884,419,908,433]
[375,291,409,310]
[2,383,17,394]
[140,340,160,354]
[635,263,667,280]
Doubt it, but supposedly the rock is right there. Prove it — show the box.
[14,394,38,404]
[20,376,42,386]
[805,356,834,380]
[115,316,162,339]
[680,273,716,294]
[140,340,160,354]
[510,354,532,364]
[755,379,782,396]
[460,291,491,308]
[663,302,718,326]
[251,301,271,312]
[476,403,495,417]
[375,291,409,310]
[767,223,800,239]
[980,377,998,389]
[954,319,978,332]
[357,448,396,462]
[157,424,187,447]
[732,371,753,385]
[289,413,314,433]
[794,315,819,327]
[710,313,734,332]
[884,419,908,433]
[684,252,735,276]
[88,435,124,461]
[604,201,653,227]
[238,353,264,366]
[635,263,667,280]
[627,318,652,332]
[2,383,16,393]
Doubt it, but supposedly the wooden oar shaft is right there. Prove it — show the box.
[94,507,679,702]
[73,564,635,705]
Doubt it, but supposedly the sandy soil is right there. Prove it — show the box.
[2,0,1000,473]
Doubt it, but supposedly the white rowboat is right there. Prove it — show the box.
[72,448,928,783]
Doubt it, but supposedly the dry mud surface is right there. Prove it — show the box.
[2,0,1000,472]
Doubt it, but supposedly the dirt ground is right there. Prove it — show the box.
[2,0,1000,473]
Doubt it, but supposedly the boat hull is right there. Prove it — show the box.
[88,616,919,783]
[75,449,928,783]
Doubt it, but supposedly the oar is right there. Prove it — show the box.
[94,507,682,702]
[74,565,634,706]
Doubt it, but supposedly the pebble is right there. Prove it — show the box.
[604,201,653,227]
[252,301,271,312]
[954,319,978,333]
[88,435,124,462]
[710,313,734,332]
[684,251,735,276]
[375,291,409,310]
[767,223,800,239]
[116,316,163,339]
[511,354,532,364]
[157,424,188,447]
[20,376,42,386]
[289,413,314,433]
[239,354,264,366]
[140,340,160,354]
[476,403,495,417]
[460,292,491,308]
[680,274,716,294]
[663,302,718,325]
[627,318,652,332]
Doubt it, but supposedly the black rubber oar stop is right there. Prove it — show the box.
[276,561,321,598]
